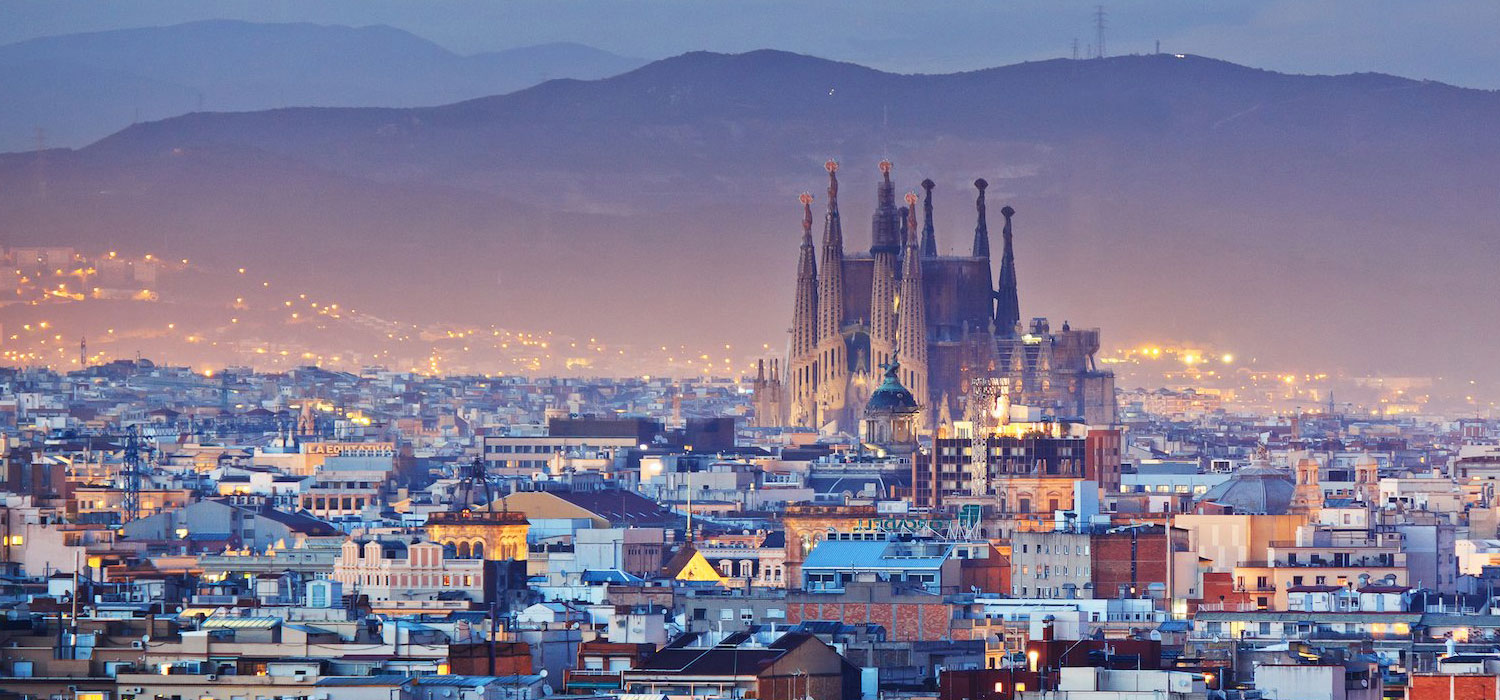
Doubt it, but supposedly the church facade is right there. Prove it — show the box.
[756,160,1115,431]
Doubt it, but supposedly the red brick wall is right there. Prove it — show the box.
[1091,528,1170,599]
[786,602,957,641]
[1409,675,1500,700]
[1085,429,1122,493]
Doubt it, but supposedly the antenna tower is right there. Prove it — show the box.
[120,425,147,523]
[1094,6,1107,59]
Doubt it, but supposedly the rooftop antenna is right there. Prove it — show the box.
[1094,5,1107,59]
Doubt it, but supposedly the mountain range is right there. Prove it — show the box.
[0,20,644,151]
[2,48,1498,384]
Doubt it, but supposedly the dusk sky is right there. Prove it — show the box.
[5,0,1500,89]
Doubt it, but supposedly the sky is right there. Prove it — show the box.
[3,0,1499,89]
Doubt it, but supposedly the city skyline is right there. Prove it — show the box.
[2,5,1499,700]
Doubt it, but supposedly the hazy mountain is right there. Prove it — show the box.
[0,20,644,151]
[2,50,1498,384]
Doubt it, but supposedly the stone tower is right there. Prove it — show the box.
[896,192,928,416]
[787,192,819,427]
[813,160,848,428]
[995,205,1020,336]
[867,160,901,380]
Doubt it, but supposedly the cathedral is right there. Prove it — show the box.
[753,160,1116,432]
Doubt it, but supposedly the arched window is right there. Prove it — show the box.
[457,541,471,559]
[442,542,458,558]
[473,541,485,559]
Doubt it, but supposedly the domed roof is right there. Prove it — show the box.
[866,360,919,414]
[1198,457,1295,515]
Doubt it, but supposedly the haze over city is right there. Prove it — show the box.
[1,7,1499,699]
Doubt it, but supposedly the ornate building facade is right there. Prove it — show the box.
[763,161,1116,432]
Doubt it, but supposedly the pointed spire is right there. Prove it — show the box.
[897,190,928,414]
[971,178,991,258]
[904,191,919,247]
[995,204,1020,336]
[920,179,937,257]
[817,161,845,344]
[871,160,901,254]
[793,192,819,359]
[826,159,840,215]
[801,192,814,243]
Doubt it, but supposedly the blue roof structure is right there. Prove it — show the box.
[801,539,952,573]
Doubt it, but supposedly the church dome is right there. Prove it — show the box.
[866,360,919,414]
[1198,457,1295,515]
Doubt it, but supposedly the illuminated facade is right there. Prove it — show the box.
[334,539,486,602]
[424,509,530,561]
[917,415,1120,514]
[772,161,1115,433]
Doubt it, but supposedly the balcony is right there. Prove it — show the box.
[1194,602,1261,612]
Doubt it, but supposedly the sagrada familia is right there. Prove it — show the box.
[753,160,1116,432]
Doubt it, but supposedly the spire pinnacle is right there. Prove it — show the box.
[995,204,1020,336]
[800,192,814,237]
[871,160,900,253]
[906,195,919,246]
[920,179,937,257]
[825,160,839,212]
[972,178,991,259]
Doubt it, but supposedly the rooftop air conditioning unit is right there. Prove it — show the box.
[206,675,217,681]
[131,641,145,649]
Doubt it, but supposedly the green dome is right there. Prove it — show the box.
[867,360,919,414]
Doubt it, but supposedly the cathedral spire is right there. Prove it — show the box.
[971,178,990,258]
[995,205,1020,336]
[817,160,846,343]
[897,192,929,414]
[971,178,996,331]
[793,192,818,357]
[870,159,901,254]
[868,160,902,375]
[920,178,937,257]
[787,191,820,427]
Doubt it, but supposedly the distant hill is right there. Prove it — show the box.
[2,50,1498,383]
[0,20,644,150]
